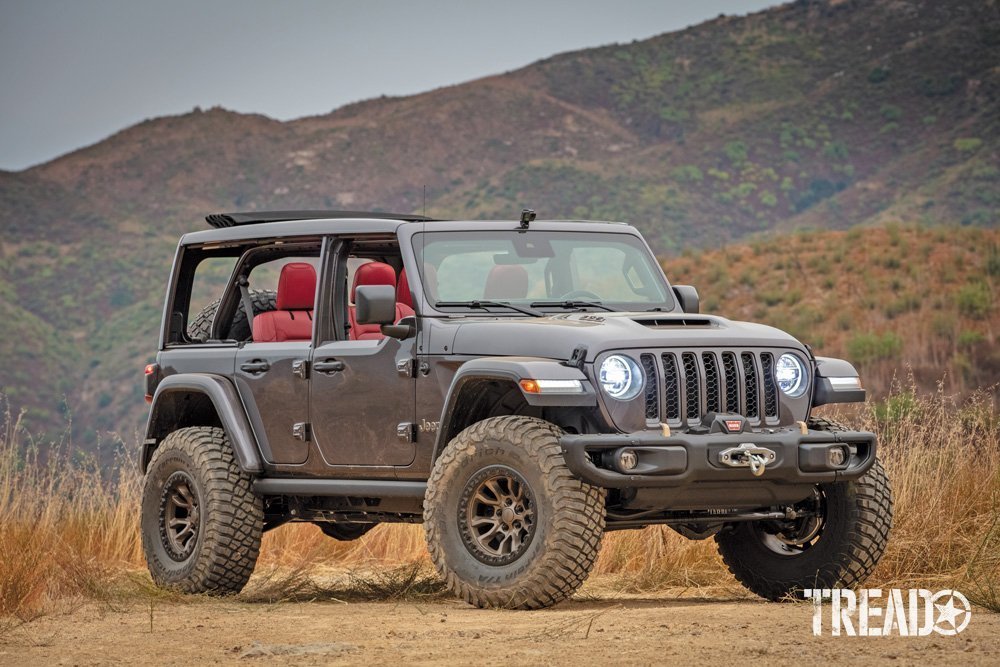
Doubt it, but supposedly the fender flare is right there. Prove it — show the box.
[142,373,263,473]
[812,356,866,407]
[432,356,595,460]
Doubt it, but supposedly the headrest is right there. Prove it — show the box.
[484,264,529,300]
[276,262,317,310]
[352,261,396,302]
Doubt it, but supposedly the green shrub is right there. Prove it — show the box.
[847,332,903,364]
[958,330,985,348]
[867,66,890,84]
[723,141,748,165]
[954,138,983,152]
[880,104,903,121]
[956,283,993,319]
[670,165,704,183]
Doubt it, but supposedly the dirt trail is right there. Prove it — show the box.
[2,585,996,666]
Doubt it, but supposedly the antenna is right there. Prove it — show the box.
[423,185,426,218]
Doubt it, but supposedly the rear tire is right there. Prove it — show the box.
[141,427,263,594]
[715,419,892,600]
[187,289,277,341]
[424,416,605,609]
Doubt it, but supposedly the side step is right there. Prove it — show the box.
[254,478,427,499]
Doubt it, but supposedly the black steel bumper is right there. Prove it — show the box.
[560,426,876,489]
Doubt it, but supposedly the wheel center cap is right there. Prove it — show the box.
[501,507,515,524]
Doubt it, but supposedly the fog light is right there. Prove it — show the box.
[619,449,639,471]
[828,446,848,467]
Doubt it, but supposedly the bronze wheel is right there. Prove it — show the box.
[160,471,201,560]
[459,466,536,566]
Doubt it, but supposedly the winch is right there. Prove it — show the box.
[718,443,778,476]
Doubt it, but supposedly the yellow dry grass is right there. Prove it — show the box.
[1,385,998,622]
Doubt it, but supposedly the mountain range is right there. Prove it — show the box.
[0,0,996,456]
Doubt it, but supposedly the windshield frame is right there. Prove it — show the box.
[409,226,678,316]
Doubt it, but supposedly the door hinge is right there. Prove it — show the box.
[292,359,309,379]
[292,422,311,442]
[396,422,417,443]
[396,358,416,378]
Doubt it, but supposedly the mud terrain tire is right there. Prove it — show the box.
[141,427,263,594]
[187,289,277,341]
[424,416,605,609]
[715,418,892,600]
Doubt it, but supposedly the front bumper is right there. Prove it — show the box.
[560,426,876,489]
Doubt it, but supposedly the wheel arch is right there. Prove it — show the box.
[143,373,263,474]
[431,357,596,462]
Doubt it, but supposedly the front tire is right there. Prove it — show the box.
[423,416,605,609]
[715,419,892,600]
[141,427,263,594]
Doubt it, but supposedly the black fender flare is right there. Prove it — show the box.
[142,373,263,473]
[812,356,866,407]
[431,356,595,460]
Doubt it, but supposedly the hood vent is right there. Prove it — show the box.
[633,317,715,328]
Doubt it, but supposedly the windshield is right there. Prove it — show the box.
[413,230,673,312]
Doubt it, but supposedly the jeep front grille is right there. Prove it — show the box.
[643,350,780,426]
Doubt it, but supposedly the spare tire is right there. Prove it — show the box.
[187,289,277,342]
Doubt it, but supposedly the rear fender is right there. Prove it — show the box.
[142,373,263,473]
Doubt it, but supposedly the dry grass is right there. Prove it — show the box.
[1,385,998,622]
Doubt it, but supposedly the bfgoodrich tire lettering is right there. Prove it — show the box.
[141,426,263,594]
[424,416,605,609]
[715,419,893,600]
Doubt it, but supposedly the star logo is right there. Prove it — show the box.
[932,589,972,635]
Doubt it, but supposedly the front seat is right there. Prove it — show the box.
[484,264,529,300]
[349,262,414,340]
[252,262,316,342]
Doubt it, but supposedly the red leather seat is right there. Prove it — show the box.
[484,265,529,300]
[349,262,415,340]
[396,268,413,308]
[252,262,316,342]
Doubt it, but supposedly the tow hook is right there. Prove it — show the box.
[719,443,777,477]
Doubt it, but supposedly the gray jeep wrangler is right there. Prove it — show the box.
[141,210,892,608]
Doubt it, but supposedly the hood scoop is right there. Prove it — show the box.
[633,316,716,328]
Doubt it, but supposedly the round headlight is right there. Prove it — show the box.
[599,355,643,400]
[775,353,808,397]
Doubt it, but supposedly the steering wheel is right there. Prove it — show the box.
[559,290,601,300]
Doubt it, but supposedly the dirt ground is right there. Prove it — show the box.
[2,580,996,666]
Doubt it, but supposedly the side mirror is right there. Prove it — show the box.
[672,285,700,314]
[355,285,397,325]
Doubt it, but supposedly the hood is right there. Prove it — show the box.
[441,312,805,361]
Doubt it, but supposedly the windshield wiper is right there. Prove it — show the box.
[434,300,544,317]
[530,300,619,312]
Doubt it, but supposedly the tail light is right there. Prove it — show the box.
[144,363,159,404]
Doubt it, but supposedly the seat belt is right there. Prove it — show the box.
[236,275,257,325]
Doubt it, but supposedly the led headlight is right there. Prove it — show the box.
[775,353,808,398]
[599,355,643,400]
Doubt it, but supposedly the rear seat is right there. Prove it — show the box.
[251,262,316,342]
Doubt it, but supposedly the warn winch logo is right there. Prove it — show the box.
[724,419,743,433]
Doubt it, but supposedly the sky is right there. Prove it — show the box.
[0,0,778,171]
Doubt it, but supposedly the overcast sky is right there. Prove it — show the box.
[0,0,778,171]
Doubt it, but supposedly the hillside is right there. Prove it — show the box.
[669,225,999,396]
[0,0,997,454]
